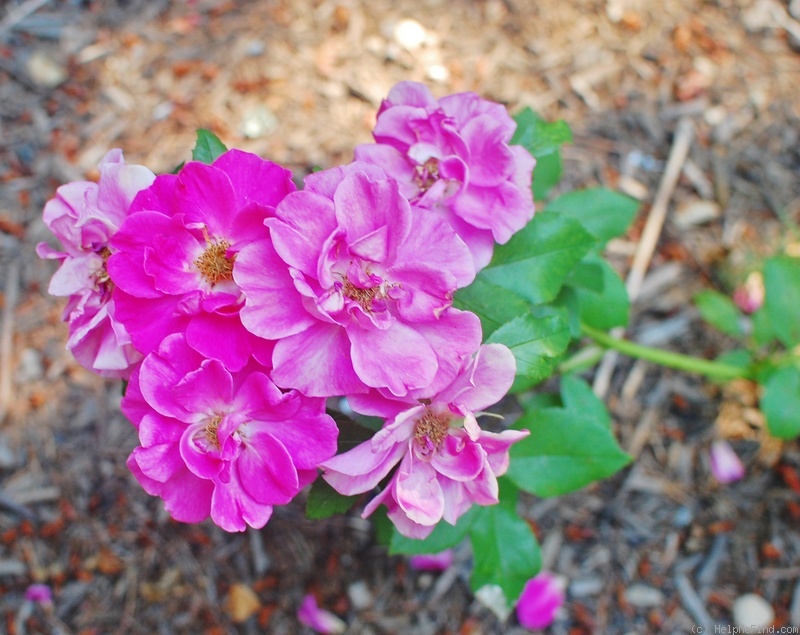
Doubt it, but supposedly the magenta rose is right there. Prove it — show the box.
[124,334,338,532]
[234,161,481,398]
[108,150,294,371]
[354,81,535,269]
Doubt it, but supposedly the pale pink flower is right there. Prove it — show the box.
[710,440,745,484]
[124,334,338,532]
[354,81,535,269]
[108,150,294,371]
[36,149,155,378]
[234,162,480,398]
[516,572,565,630]
[409,550,455,571]
[297,594,346,634]
[320,344,527,538]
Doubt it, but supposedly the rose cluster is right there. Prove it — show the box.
[38,82,535,538]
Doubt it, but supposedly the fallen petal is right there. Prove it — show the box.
[409,549,455,572]
[710,440,745,484]
[516,572,566,630]
[297,594,346,634]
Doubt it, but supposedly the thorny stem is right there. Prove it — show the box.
[580,323,754,381]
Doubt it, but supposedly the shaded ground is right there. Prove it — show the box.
[1,0,800,633]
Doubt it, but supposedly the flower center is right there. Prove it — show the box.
[414,158,440,193]
[195,240,234,286]
[414,409,451,453]
[203,414,223,450]
[342,278,381,311]
[96,246,114,292]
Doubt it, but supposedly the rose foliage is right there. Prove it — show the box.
[38,83,637,607]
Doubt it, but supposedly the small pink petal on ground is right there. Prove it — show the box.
[297,594,346,634]
[409,550,455,571]
[516,572,565,630]
[24,583,53,605]
[710,440,745,484]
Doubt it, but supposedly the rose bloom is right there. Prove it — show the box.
[36,149,155,378]
[124,334,338,531]
[108,150,294,371]
[354,81,535,269]
[320,344,528,538]
[234,161,481,398]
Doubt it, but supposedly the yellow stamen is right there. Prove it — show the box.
[414,158,440,192]
[342,278,380,311]
[414,410,450,449]
[203,414,223,450]
[195,240,234,286]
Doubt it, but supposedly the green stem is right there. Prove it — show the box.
[580,323,753,381]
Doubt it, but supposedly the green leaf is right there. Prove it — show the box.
[389,506,479,555]
[715,349,753,372]
[694,290,743,337]
[371,507,394,547]
[306,478,359,519]
[533,151,563,201]
[559,374,611,428]
[479,211,596,305]
[192,129,228,164]
[468,486,541,603]
[546,188,639,247]
[568,255,630,330]
[567,259,604,293]
[454,277,531,339]
[511,109,571,202]
[507,375,631,496]
[511,108,572,158]
[751,306,776,346]
[486,313,571,387]
[763,256,800,348]
[761,365,800,439]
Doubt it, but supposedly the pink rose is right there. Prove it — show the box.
[355,81,535,269]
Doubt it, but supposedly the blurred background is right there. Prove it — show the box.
[1,0,800,632]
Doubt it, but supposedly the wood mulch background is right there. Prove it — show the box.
[1,0,800,633]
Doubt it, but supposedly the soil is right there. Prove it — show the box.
[1,0,800,633]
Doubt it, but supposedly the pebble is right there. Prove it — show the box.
[25,50,68,88]
[624,584,665,607]
[239,106,278,139]
[569,577,604,598]
[426,64,450,82]
[16,348,43,383]
[347,580,373,610]
[732,593,774,629]
[393,19,427,50]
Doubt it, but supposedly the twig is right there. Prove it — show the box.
[675,573,715,632]
[0,259,20,423]
[592,117,695,398]
[0,0,51,37]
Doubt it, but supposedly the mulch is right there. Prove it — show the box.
[1,0,800,633]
